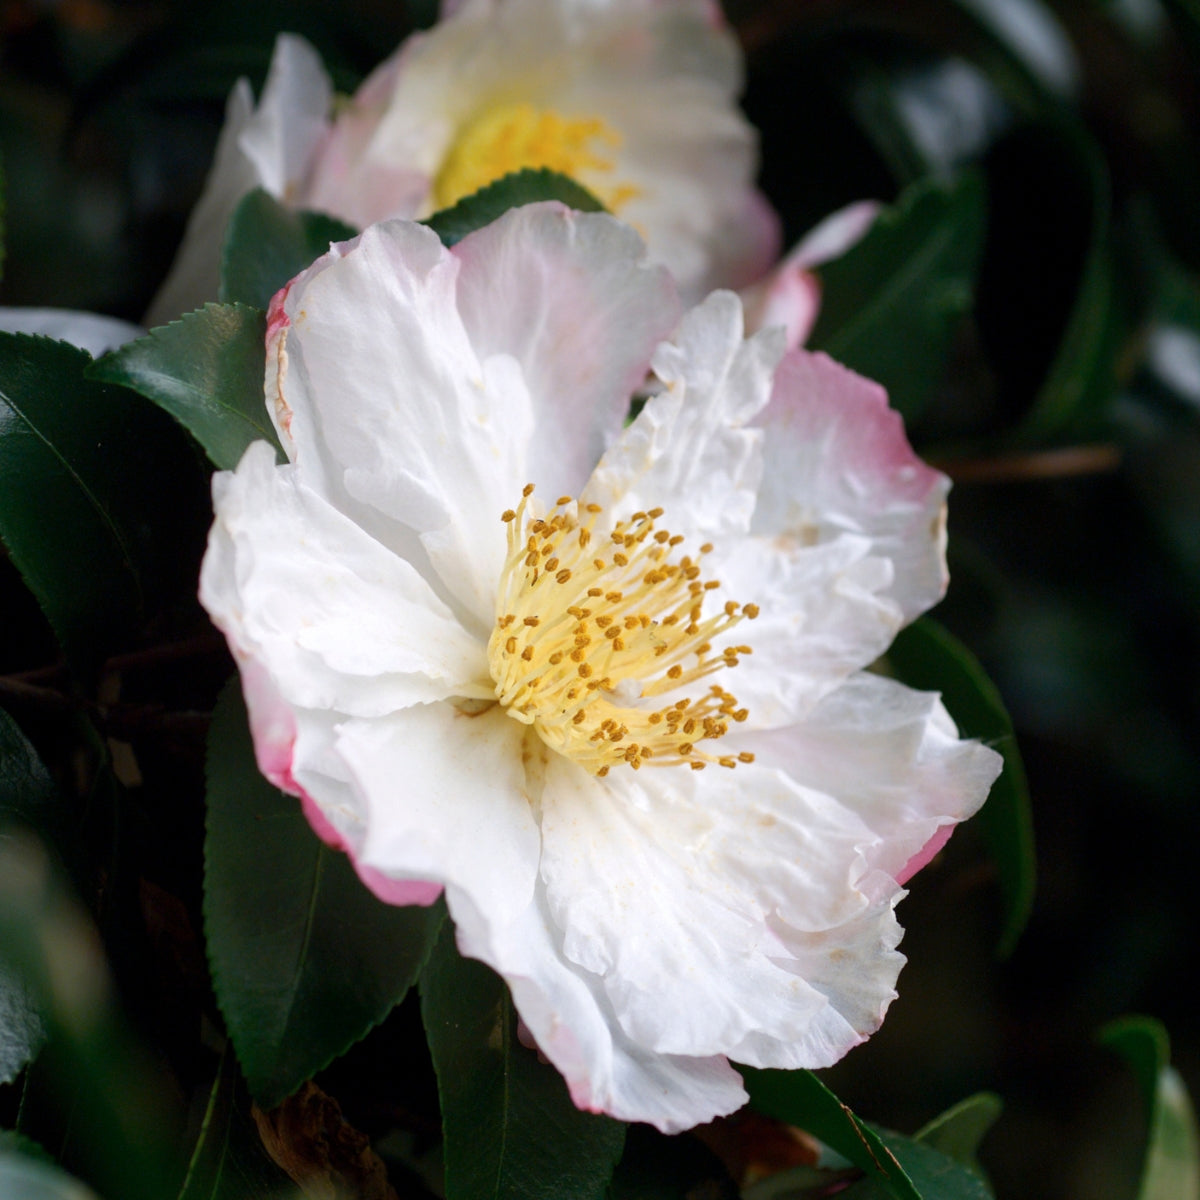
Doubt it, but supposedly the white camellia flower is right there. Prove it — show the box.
[147,0,781,326]
[199,202,1002,1132]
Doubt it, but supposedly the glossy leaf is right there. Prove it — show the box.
[837,1128,993,1200]
[0,333,204,665]
[807,171,985,423]
[204,679,445,1108]
[219,189,357,312]
[740,1068,922,1200]
[915,1092,1002,1178]
[424,168,605,247]
[89,303,280,471]
[886,617,1035,957]
[1101,1017,1200,1200]
[420,922,626,1200]
[177,1047,299,1200]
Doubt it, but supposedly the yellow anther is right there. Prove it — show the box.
[487,488,757,776]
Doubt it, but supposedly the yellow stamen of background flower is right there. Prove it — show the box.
[488,486,757,776]
[434,102,641,212]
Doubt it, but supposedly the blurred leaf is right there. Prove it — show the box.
[220,190,357,311]
[420,921,626,1200]
[808,172,986,423]
[915,1092,1002,1177]
[1101,1017,1200,1200]
[1,150,6,285]
[739,1068,922,1200]
[0,707,57,1083]
[177,1047,299,1200]
[837,1128,993,1200]
[886,618,1035,956]
[0,832,181,1200]
[89,304,280,471]
[424,168,605,247]
[948,0,1080,99]
[978,122,1120,441]
[205,679,444,1109]
[0,334,204,667]
[0,1140,100,1200]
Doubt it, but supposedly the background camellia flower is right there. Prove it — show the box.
[145,0,781,327]
[199,202,1002,1132]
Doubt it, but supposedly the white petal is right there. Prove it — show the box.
[200,441,491,720]
[267,220,533,630]
[583,291,784,540]
[712,532,904,727]
[239,34,333,199]
[452,204,679,501]
[752,349,950,623]
[335,703,540,932]
[341,0,773,296]
[537,757,905,1067]
[455,880,749,1133]
[731,672,1004,885]
[143,35,331,325]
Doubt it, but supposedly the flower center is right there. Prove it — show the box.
[433,102,641,212]
[488,485,758,777]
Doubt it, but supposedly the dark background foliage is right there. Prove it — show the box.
[3,2,1200,1198]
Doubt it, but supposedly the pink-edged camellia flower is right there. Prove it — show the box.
[147,0,779,326]
[199,202,1001,1132]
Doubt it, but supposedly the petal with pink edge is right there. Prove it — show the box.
[266,219,533,630]
[200,442,491,721]
[740,200,882,351]
[730,672,1002,887]
[538,756,905,1070]
[334,703,539,932]
[752,349,950,623]
[452,883,750,1133]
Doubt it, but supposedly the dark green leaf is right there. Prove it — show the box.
[0,333,205,665]
[220,189,358,311]
[977,121,1121,442]
[205,678,444,1108]
[886,618,1035,957]
[837,1128,993,1200]
[0,832,181,1200]
[177,1047,299,1200]
[808,172,985,423]
[89,304,280,471]
[1,150,6,285]
[424,168,605,247]
[1101,1017,1200,1200]
[915,1092,1002,1178]
[739,1068,922,1200]
[420,921,626,1200]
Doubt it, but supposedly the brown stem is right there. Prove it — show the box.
[934,444,1122,484]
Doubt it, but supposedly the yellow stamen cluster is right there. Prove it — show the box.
[488,485,759,777]
[433,102,642,212]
